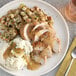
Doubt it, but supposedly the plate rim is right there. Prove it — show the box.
[0,0,69,75]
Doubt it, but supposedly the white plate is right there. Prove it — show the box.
[0,0,69,76]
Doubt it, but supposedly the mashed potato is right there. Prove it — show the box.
[3,37,33,70]
[5,56,26,70]
[13,37,33,55]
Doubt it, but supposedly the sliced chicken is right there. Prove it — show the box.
[52,38,61,53]
[33,26,43,33]
[48,26,56,36]
[32,22,47,31]
[32,41,47,55]
[20,23,36,41]
[40,45,52,58]
[39,31,56,46]
[32,55,47,65]
[32,22,55,42]
[47,16,53,27]
[34,29,49,42]
[27,24,35,41]
[31,42,52,64]
[20,24,30,40]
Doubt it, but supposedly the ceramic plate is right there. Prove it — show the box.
[0,0,69,76]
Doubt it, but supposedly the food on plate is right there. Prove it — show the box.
[0,4,61,71]
[27,59,41,70]
[31,55,47,65]
[3,37,33,70]
[31,41,52,64]
[0,28,17,42]
[5,56,26,70]
[52,38,61,53]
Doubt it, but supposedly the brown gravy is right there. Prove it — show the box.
[3,42,16,59]
[27,59,41,70]
[23,55,41,70]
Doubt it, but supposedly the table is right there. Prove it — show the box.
[0,0,76,76]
